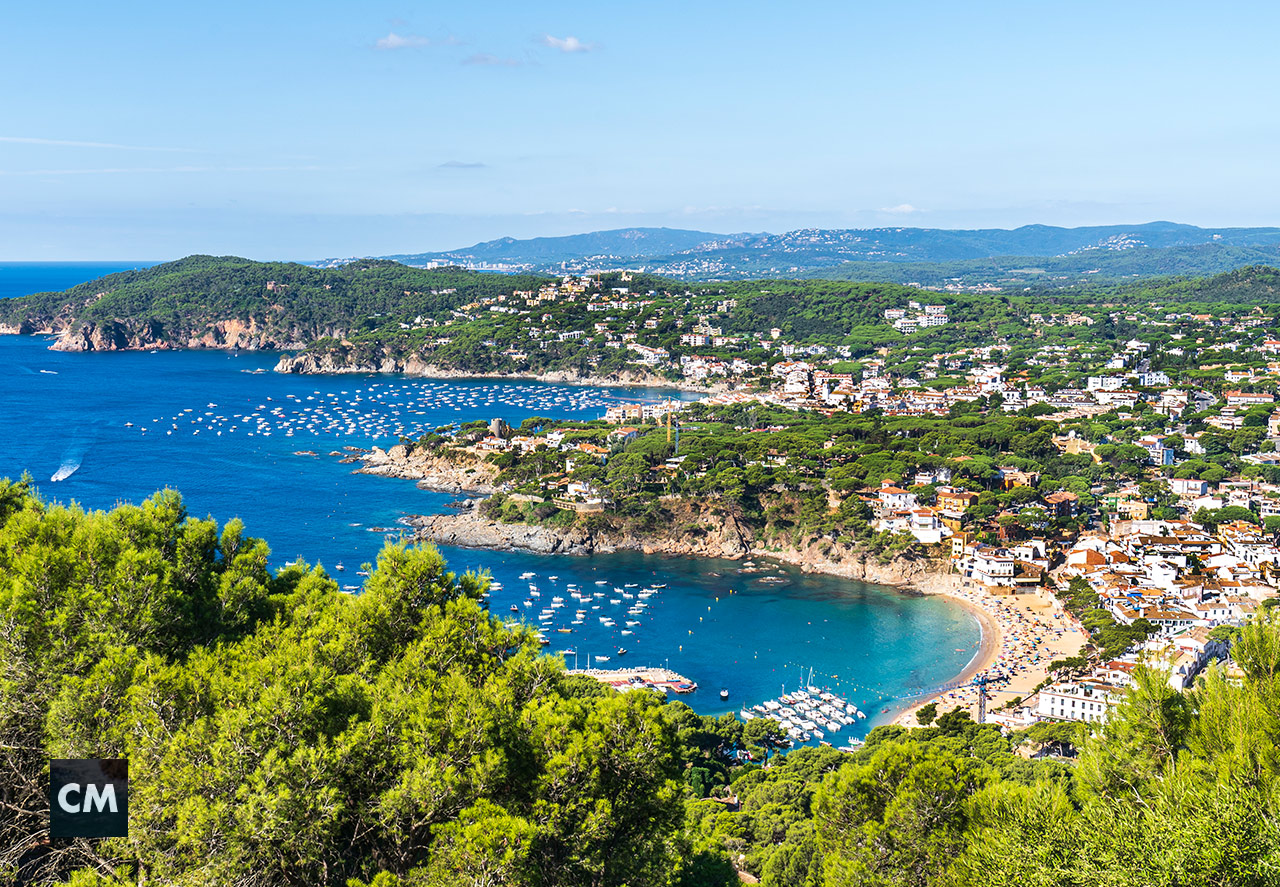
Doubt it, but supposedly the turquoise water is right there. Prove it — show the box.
[0,266,980,735]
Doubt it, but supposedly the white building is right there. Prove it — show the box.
[1037,679,1124,723]
[968,547,1015,586]
[876,481,918,511]
[1087,375,1127,392]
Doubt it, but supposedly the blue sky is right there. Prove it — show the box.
[2,0,1279,259]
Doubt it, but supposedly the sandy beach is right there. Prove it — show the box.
[892,572,1086,727]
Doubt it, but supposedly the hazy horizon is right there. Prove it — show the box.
[7,218,1280,266]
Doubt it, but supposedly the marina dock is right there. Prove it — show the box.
[740,682,867,746]
[567,666,699,694]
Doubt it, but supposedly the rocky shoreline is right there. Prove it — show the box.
[0,324,722,394]
[274,351,723,394]
[0,318,327,353]
[409,508,952,590]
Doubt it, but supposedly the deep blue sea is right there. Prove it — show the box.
[0,262,156,297]
[0,264,980,735]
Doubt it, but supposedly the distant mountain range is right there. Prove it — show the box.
[312,222,1280,287]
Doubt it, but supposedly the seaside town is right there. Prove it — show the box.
[369,269,1280,734]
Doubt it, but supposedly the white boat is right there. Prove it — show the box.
[50,461,80,482]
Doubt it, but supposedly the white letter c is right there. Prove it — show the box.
[57,782,82,813]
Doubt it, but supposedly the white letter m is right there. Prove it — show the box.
[82,783,117,813]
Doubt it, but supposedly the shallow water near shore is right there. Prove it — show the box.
[0,266,980,736]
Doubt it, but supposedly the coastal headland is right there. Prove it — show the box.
[407,506,949,588]
[357,442,501,495]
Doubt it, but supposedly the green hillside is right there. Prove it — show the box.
[0,255,548,342]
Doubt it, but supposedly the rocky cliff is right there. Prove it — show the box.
[410,505,946,588]
[47,318,328,352]
[408,508,753,559]
[357,443,501,494]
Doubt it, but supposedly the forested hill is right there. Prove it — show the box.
[0,255,549,351]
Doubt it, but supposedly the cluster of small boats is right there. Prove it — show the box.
[123,381,629,439]
[740,684,866,743]
[504,573,666,660]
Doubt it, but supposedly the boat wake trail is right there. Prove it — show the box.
[51,448,84,482]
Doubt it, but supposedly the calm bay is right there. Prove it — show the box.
[0,264,980,735]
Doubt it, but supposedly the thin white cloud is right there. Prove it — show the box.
[541,35,595,53]
[0,136,193,152]
[463,53,522,67]
[880,203,922,214]
[0,165,333,176]
[375,32,432,50]
[439,160,487,169]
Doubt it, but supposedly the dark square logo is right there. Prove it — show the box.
[49,759,128,838]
